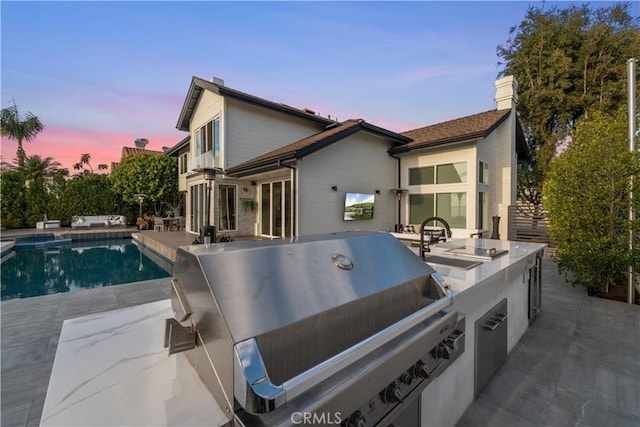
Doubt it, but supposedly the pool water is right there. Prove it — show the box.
[1,239,171,300]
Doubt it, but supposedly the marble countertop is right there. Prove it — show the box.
[390,234,546,294]
[41,300,225,427]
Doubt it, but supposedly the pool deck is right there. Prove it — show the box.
[1,226,138,242]
[1,230,639,426]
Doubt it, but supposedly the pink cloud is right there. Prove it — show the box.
[1,125,184,173]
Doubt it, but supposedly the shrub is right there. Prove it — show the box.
[0,171,26,228]
[544,111,640,295]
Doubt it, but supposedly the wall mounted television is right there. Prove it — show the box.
[344,193,375,221]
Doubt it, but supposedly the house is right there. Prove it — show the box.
[166,75,527,239]
[393,76,529,239]
[111,138,164,171]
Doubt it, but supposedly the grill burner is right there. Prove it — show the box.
[164,231,465,426]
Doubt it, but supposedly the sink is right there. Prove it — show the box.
[444,246,508,260]
[423,255,482,270]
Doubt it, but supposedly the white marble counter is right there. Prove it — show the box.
[40,300,225,427]
[390,234,546,294]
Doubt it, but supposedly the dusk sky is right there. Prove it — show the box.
[1,1,630,172]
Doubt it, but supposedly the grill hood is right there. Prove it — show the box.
[165,231,459,425]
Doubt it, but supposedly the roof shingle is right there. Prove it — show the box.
[393,109,511,153]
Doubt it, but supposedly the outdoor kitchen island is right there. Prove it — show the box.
[40,232,545,427]
[391,233,546,426]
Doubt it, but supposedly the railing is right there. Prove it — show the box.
[191,152,221,171]
[508,205,555,247]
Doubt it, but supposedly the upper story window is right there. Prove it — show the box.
[409,162,467,185]
[195,117,221,167]
[409,166,434,185]
[179,153,188,175]
[479,161,489,184]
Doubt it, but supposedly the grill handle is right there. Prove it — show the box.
[233,294,454,414]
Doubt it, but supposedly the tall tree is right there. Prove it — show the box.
[15,154,67,182]
[0,100,45,169]
[73,153,108,175]
[498,2,640,187]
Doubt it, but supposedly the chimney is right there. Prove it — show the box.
[134,138,149,149]
[210,76,225,86]
[495,75,518,110]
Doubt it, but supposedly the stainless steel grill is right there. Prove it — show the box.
[164,231,465,426]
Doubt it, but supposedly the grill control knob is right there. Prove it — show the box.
[400,372,413,385]
[346,411,366,427]
[413,360,430,378]
[436,342,452,360]
[380,381,403,404]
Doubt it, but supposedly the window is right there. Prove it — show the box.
[409,192,467,228]
[409,162,467,185]
[194,129,202,156]
[179,153,188,175]
[195,117,221,167]
[478,192,489,229]
[436,193,466,228]
[409,166,434,185]
[213,118,220,167]
[189,183,209,233]
[436,162,467,184]
[409,194,434,224]
[218,184,236,231]
[479,161,489,184]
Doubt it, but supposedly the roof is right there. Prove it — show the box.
[390,109,530,161]
[392,109,511,152]
[176,76,334,131]
[121,147,164,159]
[165,136,190,157]
[226,119,411,177]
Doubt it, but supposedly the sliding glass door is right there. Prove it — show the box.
[260,180,292,238]
[189,183,209,233]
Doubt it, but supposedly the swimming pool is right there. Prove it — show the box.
[1,238,171,301]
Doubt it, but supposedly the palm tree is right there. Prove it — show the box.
[6,154,67,181]
[24,155,66,181]
[73,153,109,175]
[0,100,45,169]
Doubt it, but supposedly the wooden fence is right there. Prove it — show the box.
[508,205,555,247]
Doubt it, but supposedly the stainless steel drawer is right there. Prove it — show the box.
[474,298,508,396]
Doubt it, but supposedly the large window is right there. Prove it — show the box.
[409,162,467,185]
[409,192,467,228]
[409,194,434,224]
[436,162,467,184]
[189,183,209,233]
[195,117,221,167]
[219,184,236,231]
[409,166,434,185]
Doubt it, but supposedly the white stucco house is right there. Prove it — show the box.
[166,75,528,240]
